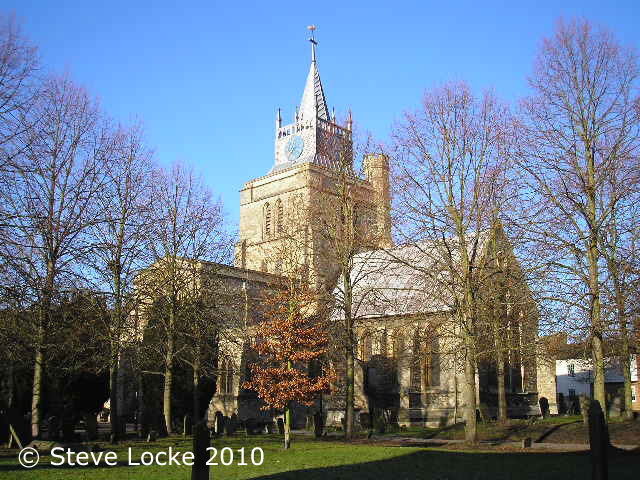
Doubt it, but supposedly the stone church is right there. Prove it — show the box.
[206,35,552,430]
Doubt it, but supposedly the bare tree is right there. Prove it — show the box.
[88,122,154,440]
[391,82,513,442]
[140,163,226,435]
[2,75,106,438]
[310,115,384,440]
[0,13,38,158]
[517,19,640,416]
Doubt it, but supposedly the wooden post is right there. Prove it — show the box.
[588,400,608,480]
[191,420,210,480]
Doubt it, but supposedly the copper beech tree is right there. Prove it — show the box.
[243,280,334,450]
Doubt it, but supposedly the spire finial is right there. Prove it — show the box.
[307,25,317,63]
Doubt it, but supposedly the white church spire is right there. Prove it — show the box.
[299,25,329,121]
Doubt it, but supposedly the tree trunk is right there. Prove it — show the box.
[343,270,355,440]
[496,350,508,424]
[463,331,478,443]
[164,330,175,435]
[109,354,119,440]
[587,149,607,418]
[613,274,634,420]
[30,342,43,439]
[284,404,291,449]
[193,354,200,422]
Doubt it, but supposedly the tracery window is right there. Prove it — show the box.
[276,198,284,234]
[219,358,234,394]
[360,330,372,362]
[264,202,272,237]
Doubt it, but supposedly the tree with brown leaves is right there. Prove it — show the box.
[243,276,334,449]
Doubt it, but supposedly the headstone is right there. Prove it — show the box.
[313,411,323,438]
[359,412,372,429]
[223,416,233,436]
[147,430,157,442]
[608,397,622,418]
[83,413,98,441]
[183,415,192,437]
[191,421,210,480]
[214,412,224,436]
[277,418,285,435]
[539,397,550,418]
[478,403,491,423]
[588,400,609,480]
[579,395,591,425]
[45,416,60,441]
[522,437,532,448]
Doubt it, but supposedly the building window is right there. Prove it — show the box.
[276,198,284,234]
[360,331,372,362]
[220,358,234,395]
[632,386,637,402]
[568,363,575,377]
[264,202,272,237]
[568,388,576,398]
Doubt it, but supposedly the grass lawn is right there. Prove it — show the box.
[1,433,639,480]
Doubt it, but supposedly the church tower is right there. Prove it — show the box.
[236,28,392,284]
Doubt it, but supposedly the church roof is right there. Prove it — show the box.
[334,232,493,320]
[299,51,329,121]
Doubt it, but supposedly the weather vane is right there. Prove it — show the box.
[307,25,317,62]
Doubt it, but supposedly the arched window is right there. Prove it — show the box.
[410,331,421,391]
[219,358,234,394]
[360,330,372,362]
[264,202,272,237]
[276,198,284,234]
[392,330,405,360]
[379,329,388,357]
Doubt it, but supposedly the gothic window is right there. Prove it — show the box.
[426,337,440,387]
[379,329,388,357]
[410,332,421,391]
[410,329,440,391]
[264,202,272,237]
[392,330,405,360]
[276,198,284,234]
[360,330,372,362]
[219,358,234,394]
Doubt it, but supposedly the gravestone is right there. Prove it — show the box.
[478,403,491,423]
[146,430,157,442]
[608,396,622,418]
[45,416,60,441]
[588,400,609,480]
[579,395,591,425]
[183,415,192,437]
[214,412,224,436]
[83,413,98,441]
[191,421,210,480]
[277,418,285,435]
[313,411,323,438]
[539,397,550,418]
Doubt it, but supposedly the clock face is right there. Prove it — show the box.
[285,135,304,161]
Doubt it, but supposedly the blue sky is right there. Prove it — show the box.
[5,1,640,230]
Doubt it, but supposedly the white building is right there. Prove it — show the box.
[556,355,638,400]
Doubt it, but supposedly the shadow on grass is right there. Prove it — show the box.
[534,420,581,443]
[251,448,640,480]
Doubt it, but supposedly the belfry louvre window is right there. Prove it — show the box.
[276,198,284,234]
[264,202,272,237]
